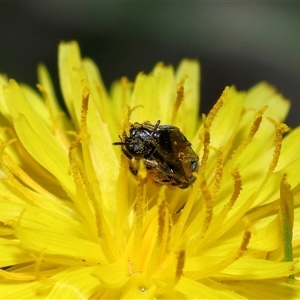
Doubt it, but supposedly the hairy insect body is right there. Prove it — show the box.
[113,121,199,189]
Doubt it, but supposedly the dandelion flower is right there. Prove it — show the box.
[0,41,300,299]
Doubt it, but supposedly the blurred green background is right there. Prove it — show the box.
[1,2,300,126]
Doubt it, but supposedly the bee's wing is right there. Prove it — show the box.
[181,161,191,180]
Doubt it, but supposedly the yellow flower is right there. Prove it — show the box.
[0,40,300,299]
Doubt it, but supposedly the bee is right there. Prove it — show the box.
[113,120,199,189]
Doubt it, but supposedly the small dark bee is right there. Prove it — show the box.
[113,120,199,189]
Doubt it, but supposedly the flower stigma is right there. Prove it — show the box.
[0,41,300,299]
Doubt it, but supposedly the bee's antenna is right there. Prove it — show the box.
[112,135,125,146]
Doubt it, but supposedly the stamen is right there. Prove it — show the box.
[254,118,289,196]
[33,248,45,281]
[175,249,185,280]
[143,187,169,281]
[127,105,144,124]
[171,75,188,124]
[3,152,64,208]
[230,106,268,161]
[211,147,224,200]
[0,139,53,209]
[119,104,144,136]
[79,79,89,139]
[235,230,251,260]
[116,154,130,244]
[132,176,147,271]
[121,77,133,110]
[198,90,225,175]
[200,129,210,175]
[199,178,214,238]
[157,193,168,245]
[134,176,147,228]
[191,231,251,279]
[68,133,100,240]
[265,118,289,179]
[157,188,170,264]
[68,81,118,263]
[228,169,243,209]
[203,169,243,245]
[206,88,226,128]
[279,174,294,279]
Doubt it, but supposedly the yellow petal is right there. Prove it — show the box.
[0,281,50,299]
[58,41,82,121]
[37,63,73,134]
[226,278,300,299]
[46,267,99,299]
[248,216,281,251]
[176,276,245,299]
[209,86,244,149]
[0,75,11,121]
[152,63,176,124]
[175,59,200,137]
[15,226,106,265]
[9,112,75,197]
[219,258,296,279]
[93,260,129,288]
[131,72,161,123]
[0,239,30,268]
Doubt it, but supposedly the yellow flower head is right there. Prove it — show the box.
[0,41,300,299]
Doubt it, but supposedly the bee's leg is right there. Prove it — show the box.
[129,158,139,176]
[121,149,133,160]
